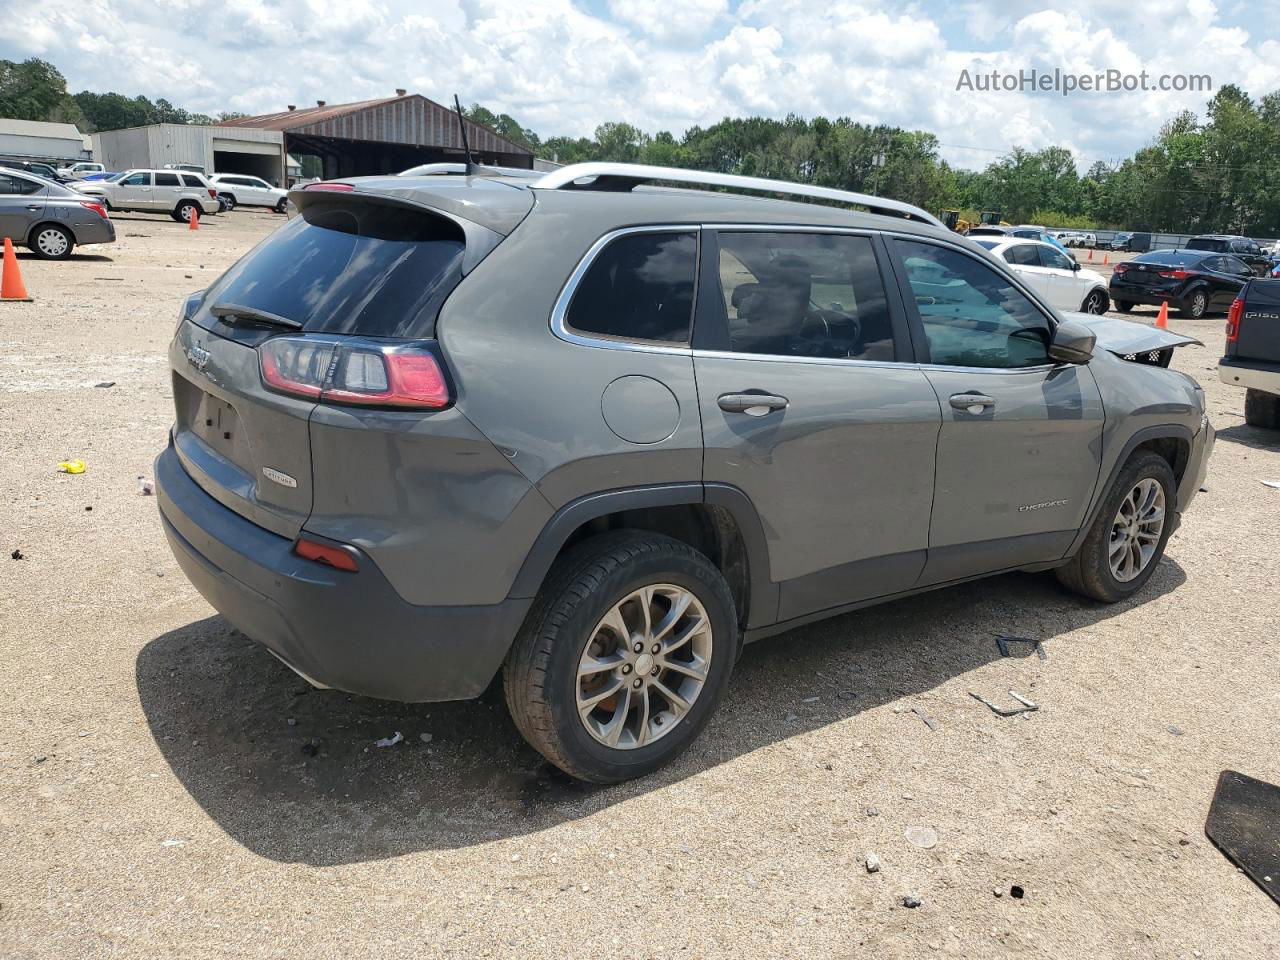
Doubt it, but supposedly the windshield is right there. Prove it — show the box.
[197,200,466,339]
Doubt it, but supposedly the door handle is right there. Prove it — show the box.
[718,393,789,416]
[26,204,40,211]
[950,393,996,414]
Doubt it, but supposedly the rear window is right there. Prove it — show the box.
[1186,238,1226,252]
[199,200,465,339]
[1134,250,1202,266]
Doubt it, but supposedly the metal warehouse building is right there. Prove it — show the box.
[219,90,534,178]
[0,119,91,162]
[92,124,286,182]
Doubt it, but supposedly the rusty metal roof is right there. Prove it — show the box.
[219,94,532,156]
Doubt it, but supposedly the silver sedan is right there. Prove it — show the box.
[0,169,116,260]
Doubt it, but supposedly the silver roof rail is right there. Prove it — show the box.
[399,162,543,179]
[532,162,944,227]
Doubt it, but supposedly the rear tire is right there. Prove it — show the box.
[1115,300,1133,313]
[1244,388,1280,429]
[274,198,287,213]
[221,194,236,211]
[1179,289,1208,318]
[1056,451,1176,603]
[174,201,198,223]
[503,532,738,783]
[29,224,74,260]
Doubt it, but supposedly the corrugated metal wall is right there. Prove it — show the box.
[90,125,284,176]
[291,96,523,153]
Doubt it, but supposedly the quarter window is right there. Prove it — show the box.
[179,174,203,188]
[565,231,696,343]
[894,239,1053,369]
[154,173,180,187]
[1002,244,1039,267]
[0,174,41,196]
[715,232,895,360]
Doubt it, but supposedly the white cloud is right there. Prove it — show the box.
[2,0,1278,170]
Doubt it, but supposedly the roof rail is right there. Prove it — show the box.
[398,162,542,179]
[532,162,944,227]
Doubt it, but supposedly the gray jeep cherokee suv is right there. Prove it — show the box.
[156,163,1214,782]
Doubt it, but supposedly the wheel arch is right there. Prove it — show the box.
[25,220,74,250]
[508,483,777,630]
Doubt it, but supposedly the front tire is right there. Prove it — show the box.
[29,224,74,260]
[1115,300,1133,313]
[1244,388,1280,429]
[1081,289,1109,314]
[1056,451,1176,602]
[504,532,738,783]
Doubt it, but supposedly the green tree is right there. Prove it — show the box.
[0,58,71,121]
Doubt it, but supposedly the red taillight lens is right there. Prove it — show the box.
[208,188,217,200]
[258,336,451,409]
[305,182,354,192]
[79,200,108,219]
[1159,269,1190,280]
[293,537,359,572]
[1113,262,1128,274]
[1226,297,1244,343]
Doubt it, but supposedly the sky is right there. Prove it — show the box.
[5,0,1279,171]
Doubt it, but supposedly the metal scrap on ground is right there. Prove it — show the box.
[994,635,1047,660]
[970,690,1039,717]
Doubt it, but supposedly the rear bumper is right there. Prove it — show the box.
[1108,283,1182,308]
[155,444,530,702]
[1219,357,1280,395]
[71,217,115,246]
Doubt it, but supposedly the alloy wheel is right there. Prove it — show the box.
[576,584,712,749]
[1084,291,1107,314]
[1108,478,1165,582]
[35,228,69,258]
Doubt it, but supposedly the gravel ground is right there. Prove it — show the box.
[1,213,1278,959]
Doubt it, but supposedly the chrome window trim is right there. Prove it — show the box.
[549,224,699,355]
[691,349,906,371]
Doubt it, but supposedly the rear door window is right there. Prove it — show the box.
[154,172,180,187]
[565,231,696,343]
[1002,245,1039,267]
[714,231,896,360]
[0,174,42,195]
[197,200,466,339]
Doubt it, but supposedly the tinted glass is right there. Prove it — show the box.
[894,239,1052,369]
[179,174,202,187]
[973,239,1000,250]
[121,173,149,186]
[154,173,180,187]
[198,201,465,338]
[1186,238,1225,252]
[1223,256,1252,275]
[566,232,696,343]
[1039,246,1074,270]
[716,232,894,360]
[1002,244,1039,266]
[1134,250,1200,266]
[0,174,41,195]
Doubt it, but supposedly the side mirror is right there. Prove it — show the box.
[1048,317,1096,364]
[1071,261,1081,272]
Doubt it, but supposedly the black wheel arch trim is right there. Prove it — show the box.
[1066,423,1194,557]
[508,482,778,629]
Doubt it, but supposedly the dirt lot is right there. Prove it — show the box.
[1,213,1277,959]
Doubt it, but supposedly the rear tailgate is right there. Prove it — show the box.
[1233,279,1280,362]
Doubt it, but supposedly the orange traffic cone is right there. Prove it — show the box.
[1155,301,1169,329]
[1103,253,1109,265]
[1087,248,1093,262]
[189,207,199,231]
[1,237,32,302]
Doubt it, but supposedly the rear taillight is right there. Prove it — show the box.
[207,188,217,200]
[79,200,108,219]
[258,336,451,409]
[293,537,359,572]
[1225,297,1244,343]
[1113,262,1128,274]
[305,182,354,192]
[1159,269,1190,280]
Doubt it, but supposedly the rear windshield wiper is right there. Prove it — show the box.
[209,302,302,330]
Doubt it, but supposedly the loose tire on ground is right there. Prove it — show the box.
[1244,388,1280,429]
[1055,451,1177,603]
[503,531,738,783]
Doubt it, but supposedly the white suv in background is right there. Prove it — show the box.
[74,169,220,222]
[209,174,288,212]
[57,161,106,181]
[973,237,1111,314]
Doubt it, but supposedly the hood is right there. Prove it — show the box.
[1061,312,1203,356]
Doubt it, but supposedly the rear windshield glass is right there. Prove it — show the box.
[1134,251,1202,265]
[1186,238,1225,251]
[199,201,465,338]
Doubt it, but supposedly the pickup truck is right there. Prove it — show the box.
[1220,279,1280,427]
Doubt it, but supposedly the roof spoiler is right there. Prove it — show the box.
[398,162,541,180]
[531,162,944,227]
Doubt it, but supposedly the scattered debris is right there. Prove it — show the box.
[137,477,154,496]
[970,689,1039,717]
[1167,724,1184,736]
[77,730,89,738]
[57,459,86,474]
[34,755,46,764]
[84,506,92,511]
[865,806,881,818]
[301,742,319,757]
[286,718,296,726]
[801,696,819,703]
[904,826,938,849]
[1205,769,1280,905]
[785,711,798,722]
[1010,885,1025,899]
[865,852,881,873]
[1262,481,1280,490]
[992,888,1003,898]
[901,894,922,909]
[10,549,22,560]
[161,839,185,847]
[374,731,403,748]
[93,381,115,388]
[911,706,938,732]
[995,635,1047,660]
[419,732,433,744]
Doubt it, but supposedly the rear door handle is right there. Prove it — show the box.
[26,204,40,211]
[950,393,996,414]
[718,393,789,416]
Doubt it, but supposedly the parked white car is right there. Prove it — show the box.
[56,161,106,181]
[973,237,1110,314]
[209,174,288,212]
[74,169,220,223]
